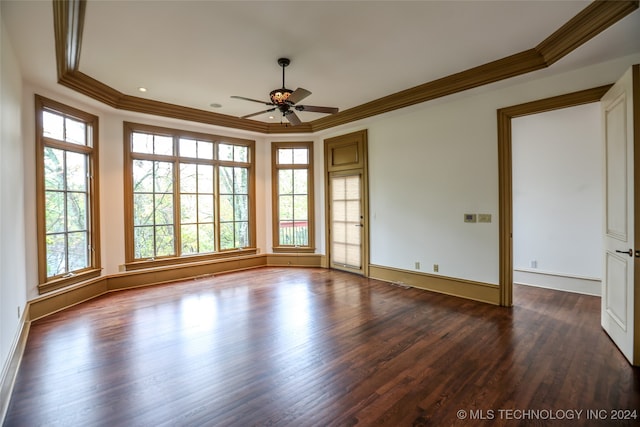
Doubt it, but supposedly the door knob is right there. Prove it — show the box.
[616,249,633,257]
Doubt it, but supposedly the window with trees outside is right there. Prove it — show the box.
[271,141,314,252]
[124,122,255,269]
[35,95,101,293]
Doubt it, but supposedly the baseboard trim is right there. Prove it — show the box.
[1,311,30,424]
[29,253,326,322]
[514,268,601,296]
[369,264,501,305]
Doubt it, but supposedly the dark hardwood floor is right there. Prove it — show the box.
[4,268,639,426]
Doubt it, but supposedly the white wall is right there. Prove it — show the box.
[318,53,639,285]
[512,104,602,295]
[0,10,28,384]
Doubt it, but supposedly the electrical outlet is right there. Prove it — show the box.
[17,306,21,319]
[433,264,439,272]
[478,213,492,223]
[415,261,420,270]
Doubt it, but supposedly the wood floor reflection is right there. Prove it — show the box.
[4,268,640,426]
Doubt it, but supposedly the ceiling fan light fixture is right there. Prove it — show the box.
[270,88,293,105]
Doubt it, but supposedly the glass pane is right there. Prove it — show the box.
[219,222,234,250]
[133,160,154,192]
[46,233,66,277]
[293,169,308,194]
[332,178,345,199]
[235,145,248,162]
[294,195,308,220]
[181,224,198,255]
[42,111,64,140]
[198,223,215,252]
[279,195,293,220]
[219,195,234,222]
[180,163,197,193]
[44,147,64,190]
[198,194,214,222]
[345,176,360,199]
[179,138,197,158]
[279,169,293,195]
[333,222,346,242]
[45,191,65,233]
[234,168,247,193]
[279,221,294,245]
[278,148,293,165]
[346,200,360,222]
[132,132,154,154]
[235,221,248,247]
[293,148,308,165]
[346,222,361,244]
[198,164,214,193]
[66,152,87,191]
[198,141,214,160]
[67,192,87,232]
[154,193,174,225]
[154,135,173,155]
[294,222,308,246]
[180,194,197,223]
[332,200,346,221]
[154,162,173,193]
[134,226,154,259]
[68,231,88,270]
[234,195,248,221]
[219,166,233,194]
[155,225,174,256]
[134,194,154,226]
[346,244,361,267]
[65,117,86,145]
[219,144,233,161]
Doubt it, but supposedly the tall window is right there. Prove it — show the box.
[124,122,255,269]
[271,142,314,252]
[35,95,100,293]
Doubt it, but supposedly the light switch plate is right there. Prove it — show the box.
[464,213,477,223]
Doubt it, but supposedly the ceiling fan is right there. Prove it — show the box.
[231,58,339,126]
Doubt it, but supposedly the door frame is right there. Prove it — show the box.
[324,130,369,276]
[497,85,612,307]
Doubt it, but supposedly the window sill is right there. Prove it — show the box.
[272,246,316,254]
[38,268,103,295]
[124,248,258,271]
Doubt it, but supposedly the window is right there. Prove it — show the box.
[35,95,101,293]
[124,122,255,269]
[271,142,314,252]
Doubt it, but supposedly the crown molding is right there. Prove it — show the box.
[53,0,638,134]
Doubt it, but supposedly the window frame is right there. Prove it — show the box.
[123,122,256,270]
[271,141,315,253]
[35,95,101,293]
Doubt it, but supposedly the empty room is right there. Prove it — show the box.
[1,1,640,425]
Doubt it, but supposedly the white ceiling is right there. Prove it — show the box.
[2,1,639,125]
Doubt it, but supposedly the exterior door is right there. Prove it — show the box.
[601,65,639,366]
[329,173,364,274]
[324,130,368,276]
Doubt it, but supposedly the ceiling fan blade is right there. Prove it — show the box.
[284,110,302,126]
[295,105,339,114]
[231,95,273,106]
[287,88,311,105]
[241,107,276,119]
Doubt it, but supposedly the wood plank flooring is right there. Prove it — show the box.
[4,267,640,426]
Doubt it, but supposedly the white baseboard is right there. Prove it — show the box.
[514,268,601,296]
[1,311,29,424]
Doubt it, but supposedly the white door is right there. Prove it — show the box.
[329,173,364,275]
[601,65,639,365]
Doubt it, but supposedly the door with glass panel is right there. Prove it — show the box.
[325,130,368,276]
[329,173,364,274]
